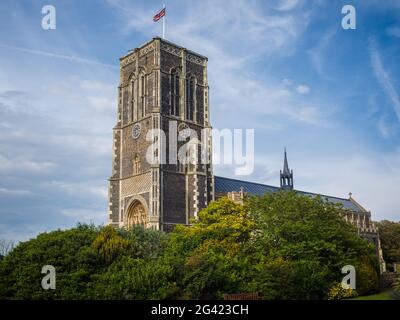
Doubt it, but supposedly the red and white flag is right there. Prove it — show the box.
[153,7,166,22]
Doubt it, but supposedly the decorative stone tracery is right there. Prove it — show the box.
[126,199,147,228]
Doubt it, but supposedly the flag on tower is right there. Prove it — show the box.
[153,7,166,22]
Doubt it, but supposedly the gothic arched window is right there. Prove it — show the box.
[170,69,180,117]
[186,76,196,121]
[133,154,141,174]
[130,78,135,122]
[187,144,197,173]
[139,73,146,118]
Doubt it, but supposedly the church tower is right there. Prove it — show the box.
[280,148,294,190]
[108,38,214,231]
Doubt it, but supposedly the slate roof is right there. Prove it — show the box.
[214,176,365,212]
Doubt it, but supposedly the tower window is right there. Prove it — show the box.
[131,79,135,122]
[186,77,195,121]
[171,69,180,116]
[140,74,146,118]
[133,155,141,174]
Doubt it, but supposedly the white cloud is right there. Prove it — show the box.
[0,154,57,174]
[296,151,400,222]
[229,149,400,222]
[296,84,310,94]
[282,78,293,86]
[386,26,400,37]
[80,81,115,93]
[45,181,108,199]
[0,43,118,69]
[377,116,391,138]
[276,0,300,11]
[369,38,400,122]
[0,188,33,196]
[87,96,115,111]
[61,208,107,224]
[308,28,336,75]
[107,0,325,127]
[0,223,44,243]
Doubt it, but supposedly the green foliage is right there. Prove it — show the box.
[89,227,171,299]
[355,255,379,295]
[0,192,381,300]
[117,225,167,259]
[376,220,400,265]
[327,282,358,300]
[164,198,253,299]
[246,191,379,299]
[92,256,176,299]
[394,274,400,292]
[91,226,131,264]
[0,224,168,300]
[0,224,100,299]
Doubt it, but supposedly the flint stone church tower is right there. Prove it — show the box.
[108,38,213,231]
[108,38,385,272]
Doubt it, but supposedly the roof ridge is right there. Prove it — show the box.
[215,175,279,189]
[216,175,351,202]
[349,197,368,212]
[297,190,352,202]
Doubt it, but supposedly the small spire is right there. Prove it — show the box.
[280,147,294,190]
[283,147,290,175]
[349,192,353,199]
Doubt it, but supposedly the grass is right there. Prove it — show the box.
[352,290,395,300]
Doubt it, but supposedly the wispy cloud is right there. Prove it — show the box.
[0,43,118,69]
[107,0,329,126]
[386,26,400,37]
[308,28,337,75]
[296,84,310,94]
[0,154,58,174]
[61,208,107,224]
[369,37,400,122]
[275,0,300,11]
[0,188,33,196]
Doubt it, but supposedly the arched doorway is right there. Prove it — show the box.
[126,200,147,228]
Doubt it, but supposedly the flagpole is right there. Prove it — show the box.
[162,3,166,39]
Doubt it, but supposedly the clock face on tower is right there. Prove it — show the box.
[132,123,141,139]
[178,123,190,139]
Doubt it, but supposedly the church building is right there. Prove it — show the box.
[107,38,385,272]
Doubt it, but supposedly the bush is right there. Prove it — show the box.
[247,191,378,299]
[0,193,382,300]
[0,224,101,299]
[394,274,400,292]
[92,256,176,299]
[355,256,379,295]
[327,282,358,300]
[0,224,168,300]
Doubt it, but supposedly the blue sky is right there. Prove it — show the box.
[0,0,399,242]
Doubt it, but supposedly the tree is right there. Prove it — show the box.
[0,224,168,300]
[246,191,379,298]
[376,220,400,268]
[0,224,101,299]
[164,198,255,299]
[90,226,171,299]
[92,256,176,299]
[0,194,381,300]
[91,226,131,264]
